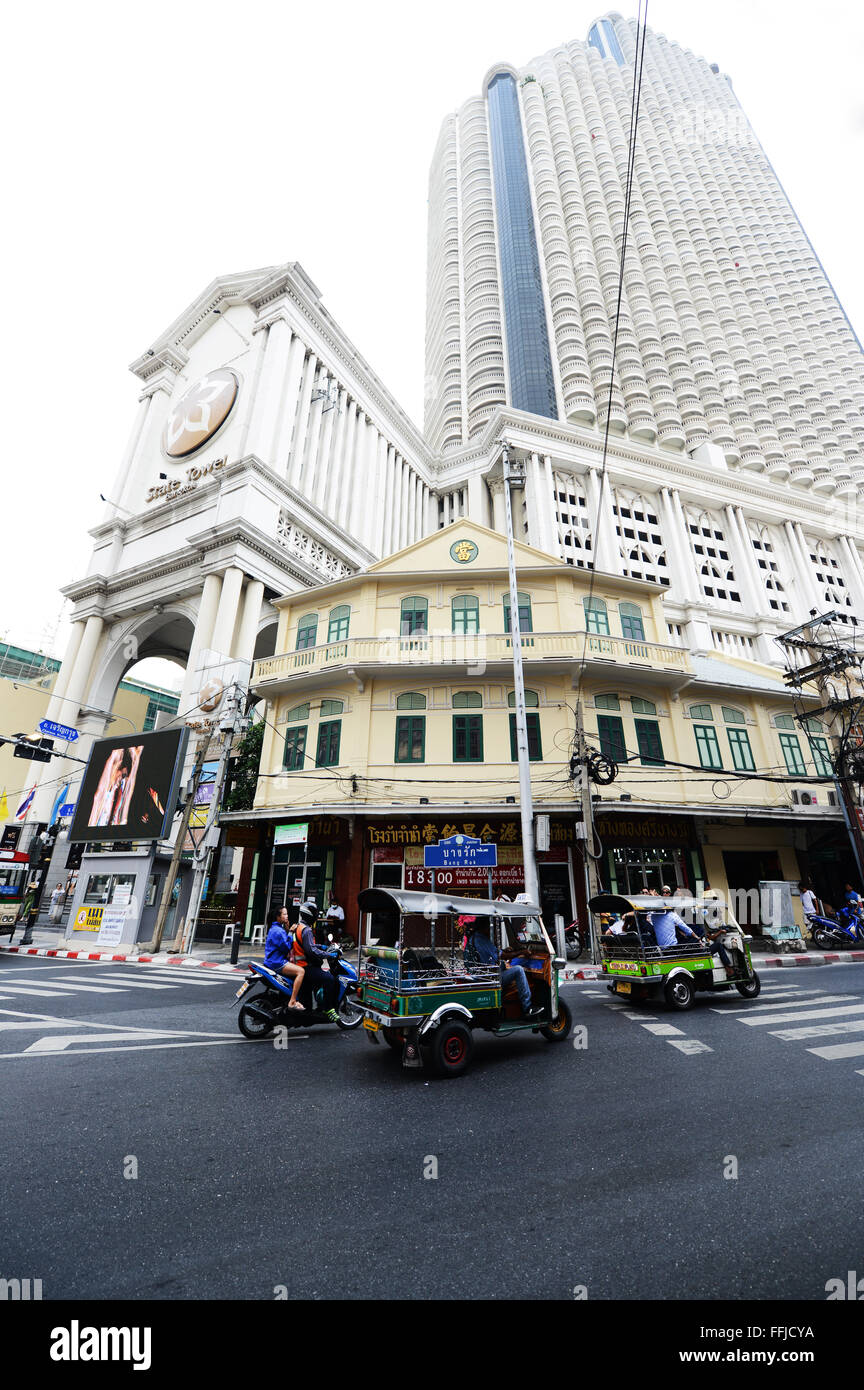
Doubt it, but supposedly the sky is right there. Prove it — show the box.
[4,0,863,689]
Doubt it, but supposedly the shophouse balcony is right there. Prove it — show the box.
[252,630,691,695]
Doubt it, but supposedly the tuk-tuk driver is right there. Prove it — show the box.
[648,904,701,949]
[461,916,543,1019]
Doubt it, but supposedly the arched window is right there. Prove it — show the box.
[453,691,482,708]
[400,596,428,636]
[583,596,609,635]
[283,704,309,771]
[508,690,539,707]
[689,704,714,721]
[630,697,656,715]
[285,703,310,723]
[619,602,645,641]
[320,699,344,716]
[594,693,620,711]
[295,613,318,650]
[396,693,426,710]
[327,605,350,643]
[721,707,746,724]
[774,714,796,730]
[451,595,479,635]
[503,591,532,634]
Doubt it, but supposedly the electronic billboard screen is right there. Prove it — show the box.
[69,729,189,843]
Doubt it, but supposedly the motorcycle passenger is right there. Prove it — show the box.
[293,903,340,1020]
[264,907,306,1010]
[648,904,701,950]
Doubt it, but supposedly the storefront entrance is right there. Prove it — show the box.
[268,845,333,916]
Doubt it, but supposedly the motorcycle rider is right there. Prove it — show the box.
[292,903,340,1020]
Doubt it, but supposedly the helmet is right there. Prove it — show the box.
[297,903,316,927]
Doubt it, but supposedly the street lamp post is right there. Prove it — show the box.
[501,444,539,907]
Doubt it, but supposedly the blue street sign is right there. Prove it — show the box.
[59,804,76,818]
[424,834,498,869]
[39,719,79,742]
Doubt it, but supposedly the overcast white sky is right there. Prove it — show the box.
[4,0,863,689]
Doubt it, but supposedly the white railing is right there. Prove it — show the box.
[253,630,690,685]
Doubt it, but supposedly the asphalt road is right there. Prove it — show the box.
[2,954,863,1301]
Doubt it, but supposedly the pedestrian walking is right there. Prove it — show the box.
[49,882,66,925]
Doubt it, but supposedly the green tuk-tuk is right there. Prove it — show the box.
[590,892,761,1010]
[354,888,573,1076]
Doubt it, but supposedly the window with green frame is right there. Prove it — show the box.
[809,736,834,777]
[503,591,532,633]
[694,724,723,770]
[320,699,344,717]
[395,715,425,762]
[689,703,713,721]
[630,696,656,715]
[597,714,627,764]
[721,706,746,724]
[316,720,341,767]
[774,714,796,730]
[727,726,756,772]
[584,596,610,635]
[594,693,620,711]
[634,719,664,765]
[451,595,480,634]
[295,613,318,650]
[283,725,307,770]
[619,602,645,641]
[779,731,806,776]
[396,692,426,710]
[509,711,542,760]
[400,597,428,635]
[284,703,310,723]
[453,713,483,762]
[327,605,350,643]
[452,690,482,709]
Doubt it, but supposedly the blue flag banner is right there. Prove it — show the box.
[50,784,70,826]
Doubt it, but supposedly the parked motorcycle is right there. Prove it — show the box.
[564,920,586,961]
[807,903,864,950]
[233,941,363,1037]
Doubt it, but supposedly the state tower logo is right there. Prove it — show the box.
[162,369,239,458]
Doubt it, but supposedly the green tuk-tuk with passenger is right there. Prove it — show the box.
[354,888,573,1076]
[590,892,761,1010]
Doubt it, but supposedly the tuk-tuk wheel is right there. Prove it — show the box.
[429,1020,474,1078]
[735,972,761,999]
[664,975,695,1011]
[541,998,573,1042]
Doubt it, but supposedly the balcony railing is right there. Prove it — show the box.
[253,630,690,686]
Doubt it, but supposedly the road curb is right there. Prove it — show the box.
[0,944,246,972]
[561,952,864,982]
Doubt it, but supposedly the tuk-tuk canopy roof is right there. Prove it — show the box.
[358,888,541,919]
[589,893,722,915]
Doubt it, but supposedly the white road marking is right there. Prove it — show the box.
[807,1040,864,1060]
[0,1039,256,1058]
[624,1013,658,1021]
[55,974,176,991]
[24,1031,169,1053]
[8,980,125,994]
[769,1019,864,1041]
[667,1039,713,1054]
[0,1007,246,1038]
[738,1003,864,1026]
[0,986,75,997]
[712,993,858,1014]
[641,1022,684,1036]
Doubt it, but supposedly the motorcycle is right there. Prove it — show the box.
[808,903,864,950]
[564,920,586,961]
[233,939,364,1037]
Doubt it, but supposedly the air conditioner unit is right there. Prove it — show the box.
[790,788,819,807]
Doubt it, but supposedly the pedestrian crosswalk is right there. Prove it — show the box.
[711,980,864,1075]
[0,965,238,1001]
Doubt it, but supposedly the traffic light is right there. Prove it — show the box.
[13,734,54,763]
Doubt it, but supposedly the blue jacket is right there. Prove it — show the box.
[264,922,293,969]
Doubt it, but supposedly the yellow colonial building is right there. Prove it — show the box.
[225,522,847,940]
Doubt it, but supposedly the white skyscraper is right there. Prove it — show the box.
[424,12,864,659]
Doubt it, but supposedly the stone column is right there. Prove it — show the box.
[210,567,245,659]
[61,615,106,716]
[246,317,293,466]
[328,389,349,524]
[351,412,371,544]
[43,621,86,723]
[299,364,326,497]
[725,505,762,612]
[490,479,507,534]
[287,351,316,488]
[178,572,223,714]
[273,331,307,474]
[838,536,864,612]
[234,580,266,665]
[313,384,337,511]
[658,488,697,602]
[379,439,393,555]
[586,468,618,572]
[786,523,821,614]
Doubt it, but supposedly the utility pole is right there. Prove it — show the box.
[573,701,602,962]
[501,443,539,907]
[148,741,209,955]
[173,684,246,954]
